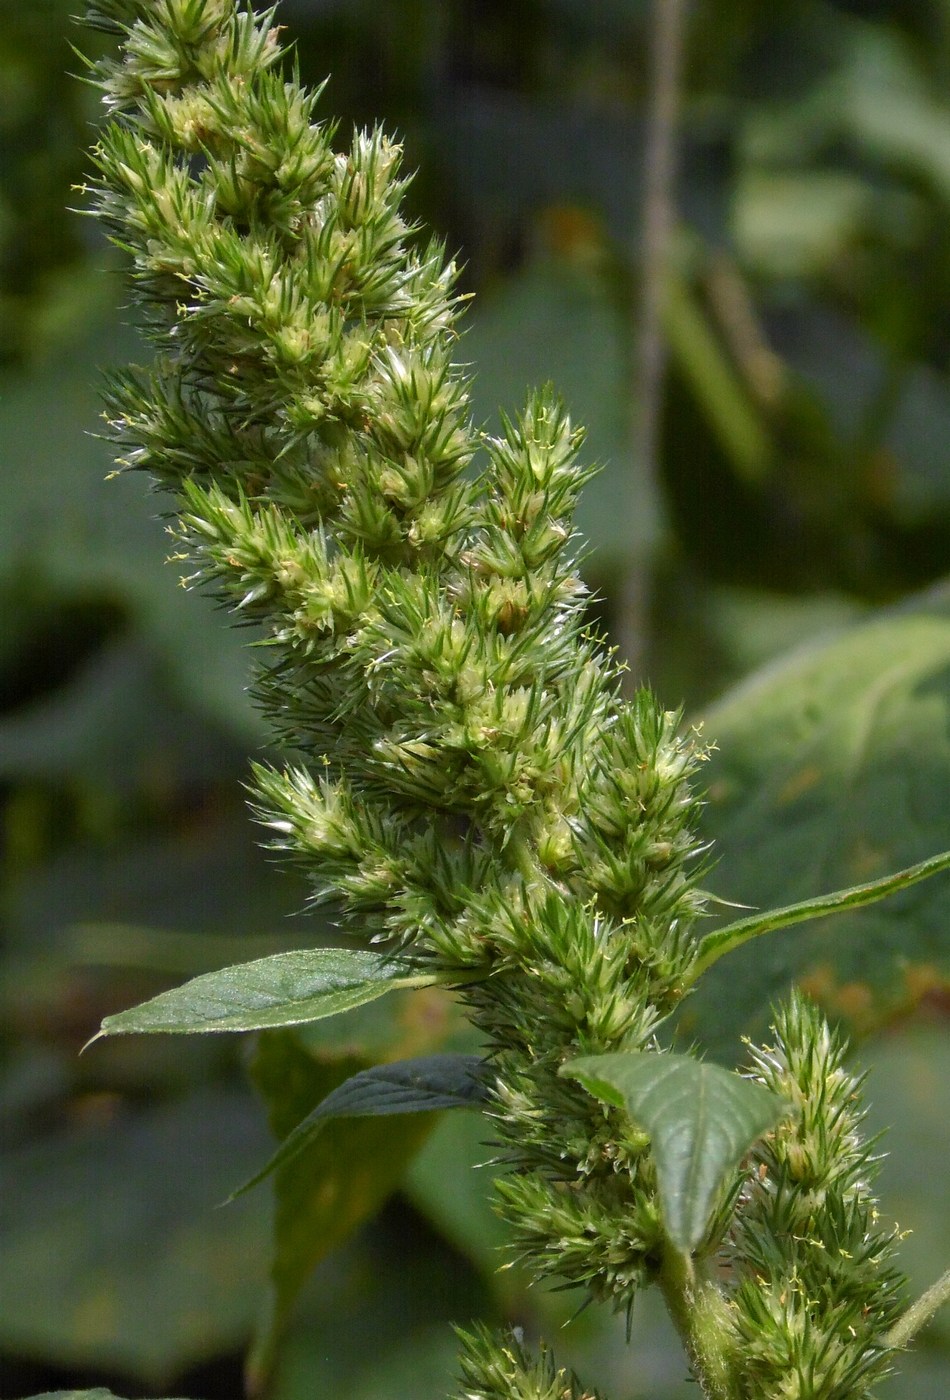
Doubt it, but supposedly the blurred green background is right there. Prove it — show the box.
[2,1,949,1397]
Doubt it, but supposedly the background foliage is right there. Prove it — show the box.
[2,1,949,1396]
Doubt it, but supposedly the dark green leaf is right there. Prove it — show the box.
[562,1051,788,1252]
[246,1030,436,1391]
[232,1051,483,1198]
[690,848,950,982]
[301,1053,488,1121]
[92,948,468,1039]
[0,1092,271,1382]
[683,587,950,1060]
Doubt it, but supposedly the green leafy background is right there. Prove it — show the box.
[3,1,949,1397]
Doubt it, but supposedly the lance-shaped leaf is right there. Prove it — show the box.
[300,1053,489,1120]
[561,1051,789,1252]
[688,847,950,985]
[233,1053,486,1200]
[90,948,482,1040]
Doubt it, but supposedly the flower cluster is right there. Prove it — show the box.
[84,4,912,1396]
[728,994,905,1398]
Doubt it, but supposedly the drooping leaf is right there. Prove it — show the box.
[683,587,950,1060]
[91,948,474,1039]
[0,1092,271,1383]
[298,1053,488,1121]
[561,1051,789,1253]
[246,1030,438,1392]
[231,1053,485,1198]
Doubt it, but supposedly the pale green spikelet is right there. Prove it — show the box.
[725,992,906,1398]
[80,5,918,1398]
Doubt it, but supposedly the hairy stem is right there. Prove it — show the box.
[658,1247,733,1400]
[887,1266,950,1351]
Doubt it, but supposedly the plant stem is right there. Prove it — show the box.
[658,1246,734,1400]
[886,1266,950,1350]
[617,0,688,686]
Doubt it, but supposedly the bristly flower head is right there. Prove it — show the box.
[82,4,912,1396]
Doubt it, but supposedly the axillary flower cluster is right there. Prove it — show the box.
[83,3,913,1396]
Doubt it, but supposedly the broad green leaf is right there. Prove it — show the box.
[298,1053,488,1121]
[561,1051,788,1252]
[246,1030,436,1391]
[683,588,950,1060]
[91,947,471,1039]
[0,1092,271,1383]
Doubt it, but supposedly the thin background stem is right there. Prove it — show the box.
[618,0,689,686]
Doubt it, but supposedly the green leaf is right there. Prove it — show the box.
[690,848,950,983]
[246,1030,437,1392]
[26,1393,189,1400]
[92,948,472,1039]
[299,1053,488,1121]
[683,587,950,1059]
[0,1092,271,1383]
[561,1051,789,1252]
[231,1052,484,1199]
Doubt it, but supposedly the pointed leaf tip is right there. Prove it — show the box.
[229,1052,488,1201]
[562,1050,790,1251]
[94,946,473,1038]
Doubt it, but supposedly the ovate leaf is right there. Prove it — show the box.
[91,948,473,1039]
[684,587,950,1059]
[562,1051,788,1252]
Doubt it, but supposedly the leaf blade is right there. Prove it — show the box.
[690,847,950,983]
[306,1053,489,1120]
[562,1051,789,1252]
[92,948,479,1038]
[684,592,950,1057]
[231,1053,485,1200]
